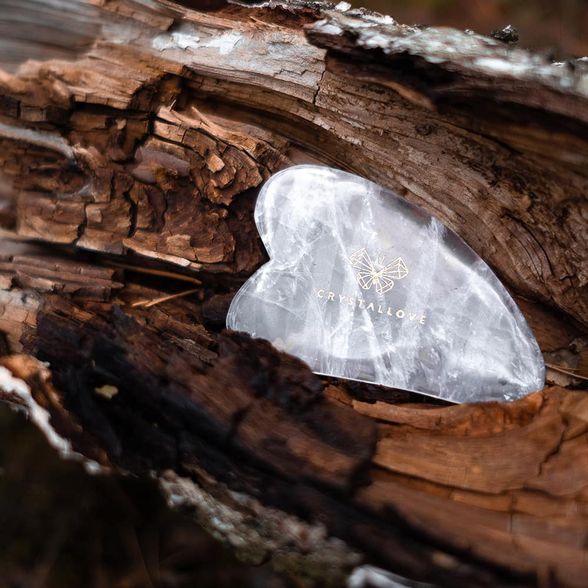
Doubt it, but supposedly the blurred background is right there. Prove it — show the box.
[1,0,586,587]
[0,408,289,588]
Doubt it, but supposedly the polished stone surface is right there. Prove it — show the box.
[227,165,545,403]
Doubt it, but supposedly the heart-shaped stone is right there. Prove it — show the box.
[227,165,544,403]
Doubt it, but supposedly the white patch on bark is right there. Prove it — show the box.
[348,565,435,588]
[474,57,531,75]
[153,25,242,55]
[153,30,200,51]
[160,472,361,575]
[200,31,242,55]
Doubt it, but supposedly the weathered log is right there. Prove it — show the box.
[0,0,587,586]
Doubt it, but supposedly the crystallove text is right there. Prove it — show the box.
[315,289,426,325]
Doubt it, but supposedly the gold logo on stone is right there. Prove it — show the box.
[349,248,408,294]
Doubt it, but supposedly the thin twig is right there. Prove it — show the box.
[131,288,200,309]
[546,363,588,382]
[107,261,202,285]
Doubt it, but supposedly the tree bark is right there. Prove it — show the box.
[0,1,587,586]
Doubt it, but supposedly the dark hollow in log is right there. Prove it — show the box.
[0,0,587,586]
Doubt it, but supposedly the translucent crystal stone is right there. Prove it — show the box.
[226,165,545,403]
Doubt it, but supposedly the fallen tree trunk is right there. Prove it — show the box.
[0,0,587,586]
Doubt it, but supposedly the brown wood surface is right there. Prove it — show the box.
[0,1,587,586]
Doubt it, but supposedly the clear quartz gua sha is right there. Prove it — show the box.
[226,165,545,403]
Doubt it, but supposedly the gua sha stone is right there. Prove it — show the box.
[226,165,545,403]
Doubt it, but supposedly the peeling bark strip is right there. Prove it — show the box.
[0,0,587,586]
[306,9,588,120]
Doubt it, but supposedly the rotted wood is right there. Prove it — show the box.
[0,0,587,586]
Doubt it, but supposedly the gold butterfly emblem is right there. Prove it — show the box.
[349,248,408,294]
